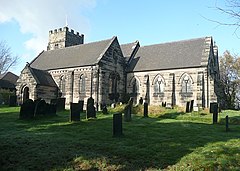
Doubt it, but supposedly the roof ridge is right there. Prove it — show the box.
[140,37,208,48]
[121,40,139,46]
[46,36,115,53]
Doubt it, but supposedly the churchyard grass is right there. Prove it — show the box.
[0,106,239,170]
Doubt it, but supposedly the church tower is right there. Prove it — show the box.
[47,27,84,50]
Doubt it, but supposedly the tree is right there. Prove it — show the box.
[219,50,240,109]
[214,0,240,33]
[0,41,18,74]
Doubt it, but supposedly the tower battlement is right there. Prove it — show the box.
[47,26,84,50]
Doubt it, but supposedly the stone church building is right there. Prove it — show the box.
[16,27,220,109]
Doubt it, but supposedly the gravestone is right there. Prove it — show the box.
[113,113,123,137]
[34,99,47,116]
[9,95,17,107]
[19,99,35,119]
[86,97,96,119]
[51,98,66,111]
[139,97,143,105]
[186,101,190,113]
[111,103,116,108]
[124,105,131,122]
[162,102,164,107]
[46,104,57,115]
[210,102,218,113]
[78,100,84,112]
[144,102,148,117]
[190,100,194,112]
[102,104,108,114]
[70,103,81,122]
[124,97,133,122]
[164,102,167,107]
[226,115,229,132]
[212,104,218,124]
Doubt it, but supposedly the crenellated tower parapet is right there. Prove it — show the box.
[47,27,84,50]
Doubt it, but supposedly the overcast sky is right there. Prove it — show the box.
[0,0,239,75]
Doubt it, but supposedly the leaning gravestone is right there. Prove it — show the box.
[70,103,81,122]
[113,112,123,137]
[86,97,96,119]
[34,99,47,116]
[186,101,190,113]
[190,100,194,112]
[9,95,17,107]
[144,102,148,117]
[19,99,35,119]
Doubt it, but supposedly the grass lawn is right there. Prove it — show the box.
[0,106,240,170]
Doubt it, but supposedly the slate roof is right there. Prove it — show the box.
[29,67,57,87]
[30,37,116,70]
[127,37,207,72]
[121,41,139,60]
[0,72,18,89]
[0,72,18,84]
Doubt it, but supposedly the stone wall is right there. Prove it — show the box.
[126,66,217,108]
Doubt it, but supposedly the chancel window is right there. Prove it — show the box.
[154,76,164,93]
[79,74,85,94]
[59,75,65,96]
[182,75,192,93]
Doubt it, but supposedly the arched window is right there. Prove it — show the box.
[181,75,192,93]
[154,75,165,94]
[79,74,85,94]
[109,72,120,101]
[59,75,65,96]
[132,77,139,94]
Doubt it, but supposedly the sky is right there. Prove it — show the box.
[0,0,240,75]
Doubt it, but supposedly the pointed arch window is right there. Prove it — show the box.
[109,72,120,101]
[59,75,65,96]
[154,76,165,94]
[79,74,85,94]
[181,75,192,93]
[132,77,139,95]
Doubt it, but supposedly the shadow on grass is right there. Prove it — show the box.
[0,109,239,170]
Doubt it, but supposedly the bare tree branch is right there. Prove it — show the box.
[0,41,18,74]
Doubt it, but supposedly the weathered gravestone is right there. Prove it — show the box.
[51,98,66,111]
[111,103,116,108]
[144,102,148,117]
[113,112,123,137]
[186,101,190,113]
[34,99,47,116]
[124,97,133,122]
[226,115,229,132]
[86,97,96,119]
[19,99,35,119]
[78,100,84,112]
[70,103,81,122]
[212,103,218,124]
[9,95,17,107]
[162,102,164,107]
[190,100,194,112]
